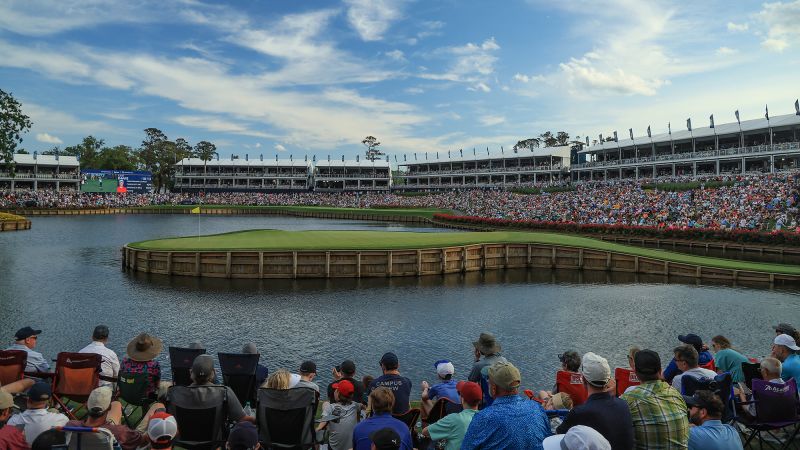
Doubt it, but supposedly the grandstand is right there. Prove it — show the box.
[574,113,800,182]
[313,159,391,191]
[0,153,80,191]
[396,146,571,190]
[174,157,312,192]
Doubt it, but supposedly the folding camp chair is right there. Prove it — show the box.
[168,347,206,387]
[736,378,800,449]
[742,361,762,390]
[54,425,121,450]
[51,352,102,419]
[614,367,640,396]
[393,408,422,449]
[257,387,317,449]
[0,350,27,386]
[116,372,153,428]
[167,384,230,449]
[682,372,735,423]
[424,397,462,425]
[218,352,259,406]
[556,371,588,406]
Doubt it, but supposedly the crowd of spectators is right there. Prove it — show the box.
[2,322,800,449]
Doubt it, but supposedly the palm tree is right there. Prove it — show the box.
[193,141,217,177]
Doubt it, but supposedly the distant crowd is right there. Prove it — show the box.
[2,322,800,449]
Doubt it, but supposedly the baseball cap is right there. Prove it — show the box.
[242,343,259,354]
[87,386,113,414]
[683,393,711,409]
[14,326,42,340]
[774,334,800,351]
[147,412,178,444]
[191,354,215,378]
[678,334,703,350]
[775,323,797,335]
[28,382,52,402]
[456,381,482,404]
[580,352,611,388]
[488,361,521,390]
[92,325,109,340]
[340,360,356,374]
[542,425,611,450]
[380,352,399,370]
[0,390,15,409]
[300,360,317,374]
[370,427,402,450]
[633,349,661,375]
[332,379,355,398]
[227,421,259,450]
[435,359,454,377]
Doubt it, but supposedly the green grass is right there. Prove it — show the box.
[137,205,451,219]
[80,178,120,193]
[128,229,800,275]
[0,212,26,221]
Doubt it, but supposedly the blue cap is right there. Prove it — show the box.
[380,352,398,369]
[28,382,52,401]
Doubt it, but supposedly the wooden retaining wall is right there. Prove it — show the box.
[0,220,31,231]
[122,244,800,285]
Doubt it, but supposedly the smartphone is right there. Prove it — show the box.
[335,365,341,372]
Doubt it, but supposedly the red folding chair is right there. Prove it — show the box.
[614,367,640,396]
[51,352,102,419]
[0,350,27,386]
[556,371,588,406]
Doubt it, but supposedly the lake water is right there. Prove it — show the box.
[1,214,798,398]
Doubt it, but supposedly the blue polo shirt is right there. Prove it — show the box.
[429,380,459,404]
[782,354,800,390]
[461,394,551,450]
[688,420,743,450]
[352,412,413,450]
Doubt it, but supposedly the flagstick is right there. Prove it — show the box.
[197,210,200,239]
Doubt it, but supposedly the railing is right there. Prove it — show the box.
[0,172,80,179]
[403,165,563,176]
[177,173,308,178]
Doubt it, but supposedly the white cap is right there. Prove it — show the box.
[289,373,301,388]
[436,361,455,377]
[580,352,611,387]
[542,425,611,450]
[147,412,178,443]
[775,334,800,351]
[87,386,113,414]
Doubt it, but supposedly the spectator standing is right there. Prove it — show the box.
[621,349,689,449]
[317,379,360,450]
[663,334,714,384]
[0,390,28,450]
[6,327,49,373]
[421,381,481,450]
[327,360,364,405]
[242,343,269,388]
[368,353,412,414]
[771,334,800,387]
[7,383,68,445]
[121,333,163,400]
[352,387,412,450]
[295,361,320,393]
[461,361,551,450]
[556,352,634,449]
[467,333,507,383]
[79,325,120,387]
[671,345,717,394]
[684,391,743,450]
[709,335,749,383]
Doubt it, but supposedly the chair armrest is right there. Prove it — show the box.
[24,371,55,379]
[100,375,118,383]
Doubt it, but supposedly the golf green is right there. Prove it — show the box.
[129,229,800,276]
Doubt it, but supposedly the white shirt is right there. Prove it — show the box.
[672,367,718,394]
[79,340,120,385]
[7,408,69,445]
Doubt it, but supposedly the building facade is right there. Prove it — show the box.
[313,160,391,191]
[174,158,312,191]
[0,153,80,190]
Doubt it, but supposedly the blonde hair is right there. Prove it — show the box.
[265,369,291,390]
[551,392,573,410]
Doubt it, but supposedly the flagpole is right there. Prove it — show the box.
[198,209,200,239]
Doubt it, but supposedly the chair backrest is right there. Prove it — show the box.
[166,384,229,447]
[57,426,119,450]
[556,371,588,406]
[257,387,317,449]
[218,352,259,406]
[392,408,421,433]
[0,350,27,386]
[614,368,640,397]
[742,362,762,389]
[752,378,799,426]
[682,372,735,422]
[425,398,462,425]
[54,353,102,400]
[116,372,152,407]
[168,347,206,387]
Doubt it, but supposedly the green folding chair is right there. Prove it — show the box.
[117,372,153,428]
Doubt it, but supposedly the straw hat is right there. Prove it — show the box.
[126,333,163,362]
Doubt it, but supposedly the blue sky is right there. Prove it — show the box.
[1,0,799,160]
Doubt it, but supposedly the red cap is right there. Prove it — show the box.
[456,381,482,404]
[332,379,355,398]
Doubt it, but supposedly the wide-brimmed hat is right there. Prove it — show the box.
[473,332,501,355]
[126,333,163,362]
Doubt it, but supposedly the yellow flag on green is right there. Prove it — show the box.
[190,207,201,214]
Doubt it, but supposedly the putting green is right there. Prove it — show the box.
[129,230,800,275]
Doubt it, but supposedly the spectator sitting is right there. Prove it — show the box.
[684,390,743,450]
[663,334,714,384]
[295,360,320,393]
[421,380,481,450]
[265,369,291,389]
[6,327,49,373]
[420,359,459,418]
[671,345,717,394]
[328,360,364,405]
[242,343,269,388]
[368,353,412,414]
[0,390,27,450]
[709,335,749,383]
[737,357,783,417]
[146,412,178,450]
[461,361,551,449]
[6,382,68,445]
[227,421,261,450]
[542,392,573,433]
[542,425,611,450]
[121,333,163,400]
[369,428,402,450]
[621,349,689,449]
[468,333,507,383]
[31,429,67,450]
[774,323,800,342]
[771,334,800,387]
[362,375,374,405]
[537,350,581,400]
[185,355,250,423]
[78,325,120,387]
[317,379,360,450]
[65,386,164,450]
[352,387,412,450]
[556,352,634,449]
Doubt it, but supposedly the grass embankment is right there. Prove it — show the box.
[0,212,26,221]
[138,205,451,220]
[642,180,735,192]
[128,230,800,276]
[511,186,576,195]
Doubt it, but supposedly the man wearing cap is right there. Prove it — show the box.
[227,421,261,450]
[663,334,714,384]
[6,382,68,445]
[0,390,28,450]
[6,326,49,373]
[168,354,249,423]
[468,333,507,384]
[147,411,178,450]
[420,359,459,419]
[328,360,364,405]
[368,353,412,414]
[556,352,634,449]
[79,325,120,387]
[462,361,551,450]
[352,387,412,450]
[684,391,742,450]
[242,343,269,388]
[772,333,800,389]
[370,428,402,450]
[542,425,611,450]
[621,349,689,449]
[421,381,481,450]
[295,360,320,393]
[671,345,717,394]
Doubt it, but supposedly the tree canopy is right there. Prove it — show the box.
[0,89,32,174]
[362,135,384,161]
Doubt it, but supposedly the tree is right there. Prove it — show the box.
[63,135,104,168]
[0,89,33,175]
[556,131,570,146]
[16,149,29,154]
[95,145,136,170]
[41,146,60,155]
[193,141,217,162]
[538,131,558,147]
[362,135,384,161]
[135,128,170,192]
[513,138,540,153]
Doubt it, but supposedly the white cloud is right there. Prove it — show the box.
[344,0,404,41]
[275,144,287,152]
[560,57,665,96]
[36,133,63,144]
[762,38,789,52]
[24,103,112,137]
[468,82,491,93]
[172,115,276,139]
[514,73,530,83]
[404,87,424,95]
[385,50,406,61]
[727,22,749,32]
[757,1,800,52]
[715,46,738,56]
[420,37,500,91]
[479,115,505,126]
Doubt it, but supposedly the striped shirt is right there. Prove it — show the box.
[622,379,689,449]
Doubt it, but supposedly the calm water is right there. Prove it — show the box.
[1,214,798,398]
